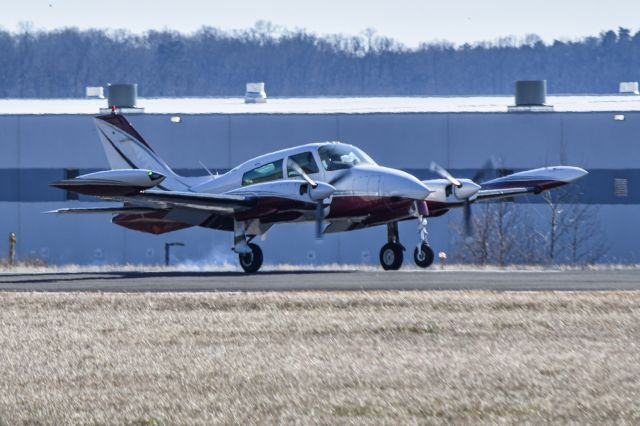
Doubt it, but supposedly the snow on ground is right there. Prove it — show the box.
[1,95,640,115]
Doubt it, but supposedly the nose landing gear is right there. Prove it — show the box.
[414,215,434,268]
[414,243,434,268]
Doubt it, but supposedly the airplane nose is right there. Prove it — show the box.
[403,180,433,200]
[381,170,432,200]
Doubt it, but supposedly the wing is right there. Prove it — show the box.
[46,191,257,216]
[132,189,257,214]
[46,191,258,234]
[47,179,330,234]
[475,166,587,202]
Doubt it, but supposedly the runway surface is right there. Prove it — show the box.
[0,269,639,292]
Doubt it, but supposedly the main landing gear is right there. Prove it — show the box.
[379,217,435,270]
[380,222,404,270]
[234,220,263,273]
[238,243,263,273]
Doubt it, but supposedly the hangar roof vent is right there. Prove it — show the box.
[101,83,144,113]
[245,82,267,104]
[619,82,639,95]
[508,80,553,112]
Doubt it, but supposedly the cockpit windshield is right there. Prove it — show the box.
[318,144,376,171]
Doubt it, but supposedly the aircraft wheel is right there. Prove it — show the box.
[413,243,435,268]
[239,243,263,273]
[379,243,404,271]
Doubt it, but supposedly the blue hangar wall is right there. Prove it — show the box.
[0,111,638,265]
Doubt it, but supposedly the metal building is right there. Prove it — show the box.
[0,95,638,265]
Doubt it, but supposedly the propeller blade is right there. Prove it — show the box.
[328,170,351,186]
[430,162,462,188]
[463,200,473,237]
[288,158,318,188]
[472,157,498,183]
[315,202,324,239]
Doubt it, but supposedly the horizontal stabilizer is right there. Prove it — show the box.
[50,169,165,197]
[45,206,162,215]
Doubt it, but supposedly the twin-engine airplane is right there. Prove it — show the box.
[50,113,588,272]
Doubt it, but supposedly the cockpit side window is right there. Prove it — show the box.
[318,145,375,171]
[287,151,319,177]
[242,159,283,186]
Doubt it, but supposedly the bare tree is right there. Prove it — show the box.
[453,201,521,265]
[452,190,607,266]
[540,192,568,264]
[559,197,609,265]
[537,188,608,265]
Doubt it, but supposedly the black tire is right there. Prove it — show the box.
[239,243,263,273]
[379,242,404,271]
[413,243,435,268]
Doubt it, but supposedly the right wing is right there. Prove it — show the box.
[475,166,588,202]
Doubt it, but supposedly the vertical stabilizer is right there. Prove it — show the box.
[94,114,194,191]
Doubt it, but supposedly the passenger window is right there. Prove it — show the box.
[242,160,283,186]
[287,152,319,177]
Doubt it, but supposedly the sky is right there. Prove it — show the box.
[3,0,640,47]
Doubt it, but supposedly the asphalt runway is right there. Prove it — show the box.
[0,269,639,292]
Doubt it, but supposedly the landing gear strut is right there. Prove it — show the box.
[379,222,404,270]
[234,220,263,273]
[414,215,434,268]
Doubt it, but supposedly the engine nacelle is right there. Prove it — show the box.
[50,169,165,196]
[422,178,481,203]
[452,179,481,200]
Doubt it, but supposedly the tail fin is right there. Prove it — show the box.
[94,114,200,191]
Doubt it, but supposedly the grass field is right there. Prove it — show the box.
[0,291,638,424]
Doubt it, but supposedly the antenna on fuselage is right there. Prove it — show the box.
[199,161,216,177]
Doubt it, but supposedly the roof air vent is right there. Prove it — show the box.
[508,80,553,112]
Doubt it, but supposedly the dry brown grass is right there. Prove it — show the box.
[0,291,639,424]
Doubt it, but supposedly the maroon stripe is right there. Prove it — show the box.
[113,212,192,235]
[481,179,565,191]
[96,114,155,152]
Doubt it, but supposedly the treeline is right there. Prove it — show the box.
[0,23,638,97]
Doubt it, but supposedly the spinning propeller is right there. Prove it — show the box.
[429,161,481,237]
[288,158,335,239]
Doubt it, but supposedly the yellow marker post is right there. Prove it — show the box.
[438,251,447,270]
[8,232,17,267]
